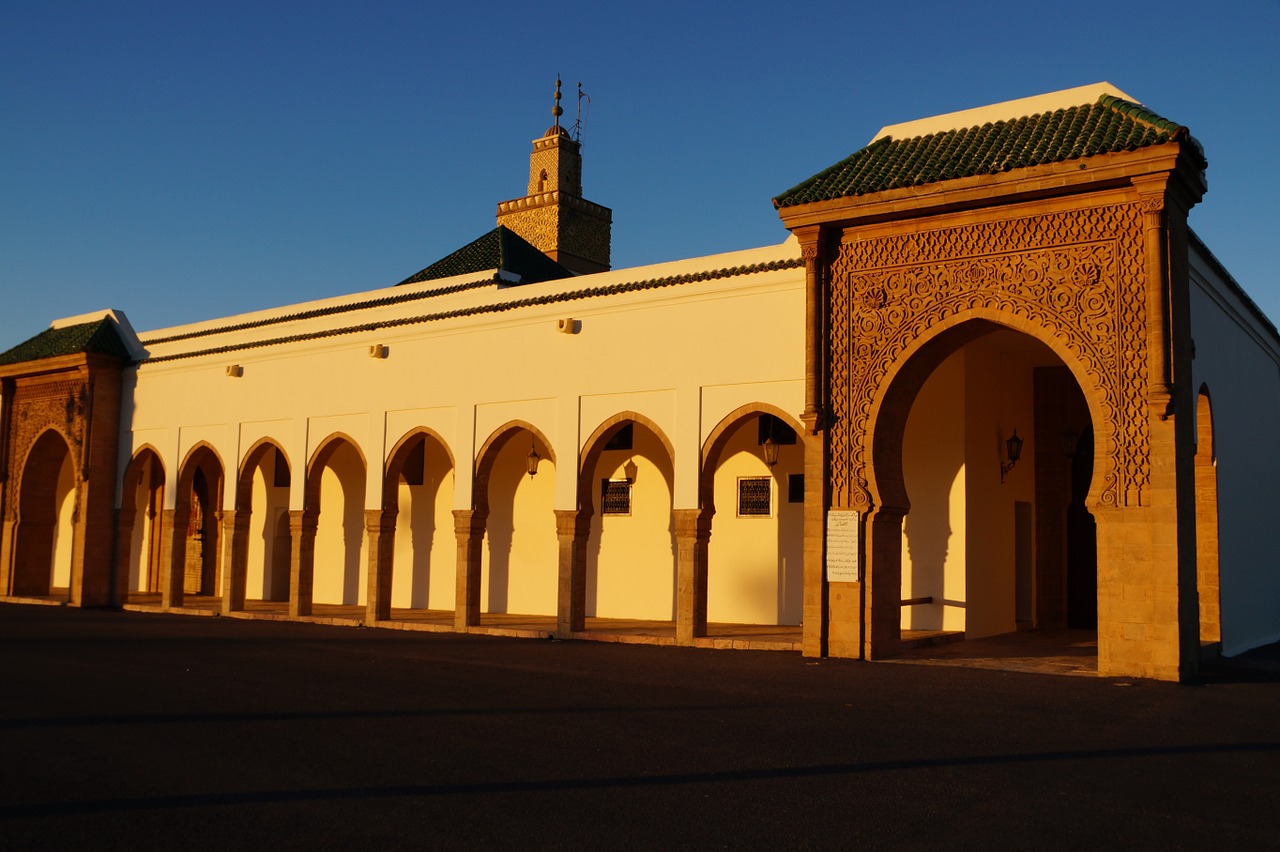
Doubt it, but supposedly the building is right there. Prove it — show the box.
[2,82,1276,681]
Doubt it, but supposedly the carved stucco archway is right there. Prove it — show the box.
[830,204,1148,516]
[821,201,1159,668]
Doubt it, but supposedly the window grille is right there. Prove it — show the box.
[738,477,772,517]
[601,479,632,515]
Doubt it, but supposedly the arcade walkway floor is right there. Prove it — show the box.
[19,591,1104,676]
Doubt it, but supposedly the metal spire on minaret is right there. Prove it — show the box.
[552,76,563,130]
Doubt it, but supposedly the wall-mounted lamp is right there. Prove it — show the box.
[1000,429,1024,483]
[762,435,780,468]
[226,365,243,378]
[623,458,639,485]
[526,438,541,478]
[369,344,389,359]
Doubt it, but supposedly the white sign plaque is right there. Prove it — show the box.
[825,510,860,582]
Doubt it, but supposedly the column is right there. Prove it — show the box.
[555,508,591,638]
[674,508,711,645]
[453,509,486,631]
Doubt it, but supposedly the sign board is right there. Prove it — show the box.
[825,510,860,582]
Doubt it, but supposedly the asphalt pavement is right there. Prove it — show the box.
[2,603,1277,850]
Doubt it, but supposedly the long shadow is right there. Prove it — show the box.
[5,740,1279,818]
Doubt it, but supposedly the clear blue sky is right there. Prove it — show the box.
[3,1,1277,348]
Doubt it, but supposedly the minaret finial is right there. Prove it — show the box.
[552,75,563,129]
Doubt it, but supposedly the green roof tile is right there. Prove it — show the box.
[0,318,131,366]
[774,94,1206,209]
[397,226,573,286]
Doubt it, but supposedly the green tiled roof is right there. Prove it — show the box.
[0,317,130,366]
[398,226,573,286]
[774,94,1205,208]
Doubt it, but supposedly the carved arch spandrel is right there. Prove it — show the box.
[828,202,1149,511]
[5,380,90,519]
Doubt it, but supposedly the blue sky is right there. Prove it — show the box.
[3,1,1278,347]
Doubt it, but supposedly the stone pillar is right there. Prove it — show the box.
[801,430,828,658]
[674,508,712,645]
[364,508,397,624]
[555,508,591,638]
[862,506,905,661]
[289,509,317,617]
[161,508,184,609]
[220,509,251,614]
[453,509,486,630]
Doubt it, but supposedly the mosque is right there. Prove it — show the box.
[2,82,1276,681]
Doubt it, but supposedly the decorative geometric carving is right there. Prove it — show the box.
[4,378,88,519]
[827,202,1148,511]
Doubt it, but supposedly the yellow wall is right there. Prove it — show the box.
[313,442,367,606]
[586,426,676,620]
[707,420,804,625]
[900,352,967,632]
[245,449,291,601]
[50,452,76,589]
[391,444,455,610]
[899,331,1056,638]
[481,438,557,615]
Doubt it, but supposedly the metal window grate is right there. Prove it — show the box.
[738,477,771,517]
[601,479,632,515]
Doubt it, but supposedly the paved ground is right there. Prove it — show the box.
[2,603,1278,850]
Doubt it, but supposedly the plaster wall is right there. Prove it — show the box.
[312,441,367,606]
[1189,252,1280,655]
[50,453,75,589]
[898,331,1054,638]
[244,451,290,601]
[390,448,455,610]
[121,243,804,526]
[900,352,967,632]
[706,421,804,625]
[963,333,1039,639]
[586,426,676,620]
[480,438,557,615]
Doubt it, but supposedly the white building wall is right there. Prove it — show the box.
[1189,249,1280,656]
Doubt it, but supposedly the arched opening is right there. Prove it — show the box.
[1195,387,1221,648]
[12,429,76,598]
[874,322,1098,647]
[475,424,557,618]
[174,445,225,600]
[580,416,676,621]
[702,406,805,626]
[238,441,292,604]
[386,429,456,612]
[307,436,367,607]
[121,447,165,599]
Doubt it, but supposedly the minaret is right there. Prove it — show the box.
[496,78,612,274]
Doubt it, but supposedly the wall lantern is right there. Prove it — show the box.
[1000,429,1024,484]
[526,438,541,478]
[762,435,780,468]
[623,458,639,485]
[1062,427,1078,458]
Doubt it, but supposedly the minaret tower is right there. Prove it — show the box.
[496,77,612,274]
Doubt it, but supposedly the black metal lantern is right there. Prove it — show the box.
[526,438,540,477]
[1000,429,1024,483]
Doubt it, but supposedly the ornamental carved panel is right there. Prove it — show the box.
[3,379,88,519]
[828,202,1148,511]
